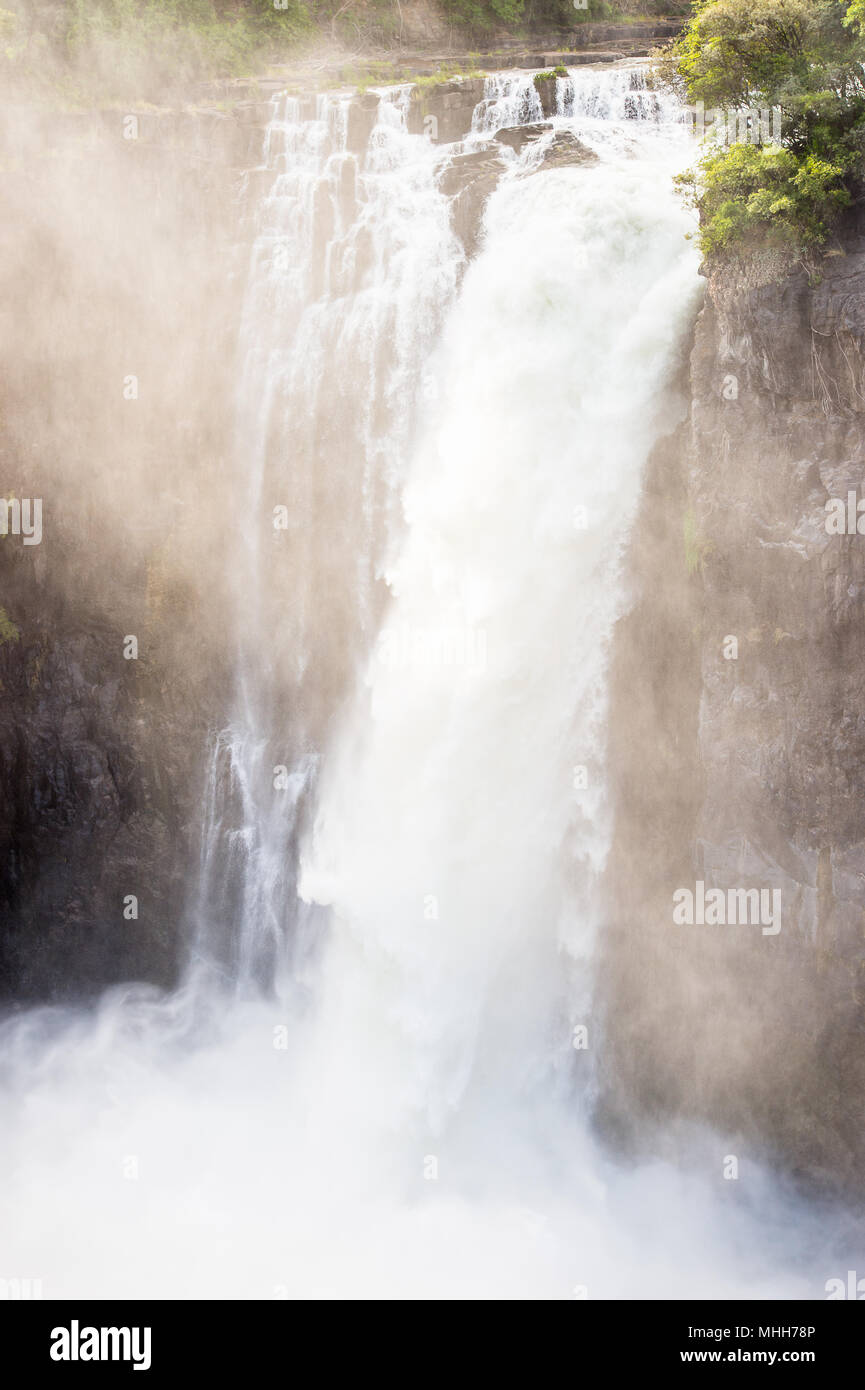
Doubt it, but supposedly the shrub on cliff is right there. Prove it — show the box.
[678,141,852,251]
[668,0,865,255]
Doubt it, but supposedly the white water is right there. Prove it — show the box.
[299,84,700,1132]
[0,65,848,1299]
[189,86,462,991]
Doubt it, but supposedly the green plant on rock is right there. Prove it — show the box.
[533,65,568,87]
[0,606,20,645]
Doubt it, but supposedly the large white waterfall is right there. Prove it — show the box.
[298,71,701,1139]
[0,63,843,1299]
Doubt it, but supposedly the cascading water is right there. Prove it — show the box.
[192,63,688,997]
[190,86,463,993]
[298,66,703,1135]
[0,63,852,1298]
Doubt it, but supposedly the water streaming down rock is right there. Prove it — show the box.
[0,63,846,1298]
[190,86,463,993]
[471,65,668,137]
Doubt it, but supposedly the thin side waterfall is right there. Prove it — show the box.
[0,63,847,1299]
[189,86,463,994]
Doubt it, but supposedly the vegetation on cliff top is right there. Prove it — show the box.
[1,0,687,101]
[666,0,865,256]
[1,0,310,97]
[438,0,677,27]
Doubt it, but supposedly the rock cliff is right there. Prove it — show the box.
[602,210,865,1199]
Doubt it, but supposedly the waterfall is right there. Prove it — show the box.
[191,61,692,998]
[298,72,703,1131]
[0,62,846,1299]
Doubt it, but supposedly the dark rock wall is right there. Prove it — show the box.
[0,105,263,1001]
[601,213,865,1198]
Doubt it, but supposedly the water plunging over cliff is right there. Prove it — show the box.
[190,62,690,1000]
[0,63,842,1299]
[297,64,702,1135]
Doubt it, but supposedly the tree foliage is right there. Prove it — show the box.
[680,141,852,251]
[668,0,865,255]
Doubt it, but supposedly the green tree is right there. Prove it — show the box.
[668,0,865,255]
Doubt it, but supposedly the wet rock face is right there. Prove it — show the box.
[533,75,557,120]
[439,129,598,253]
[533,131,598,170]
[438,146,504,257]
[688,225,865,911]
[347,92,381,154]
[406,78,487,144]
[0,547,224,1002]
[494,122,553,151]
[601,211,865,1199]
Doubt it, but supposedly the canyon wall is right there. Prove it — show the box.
[602,210,865,1199]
